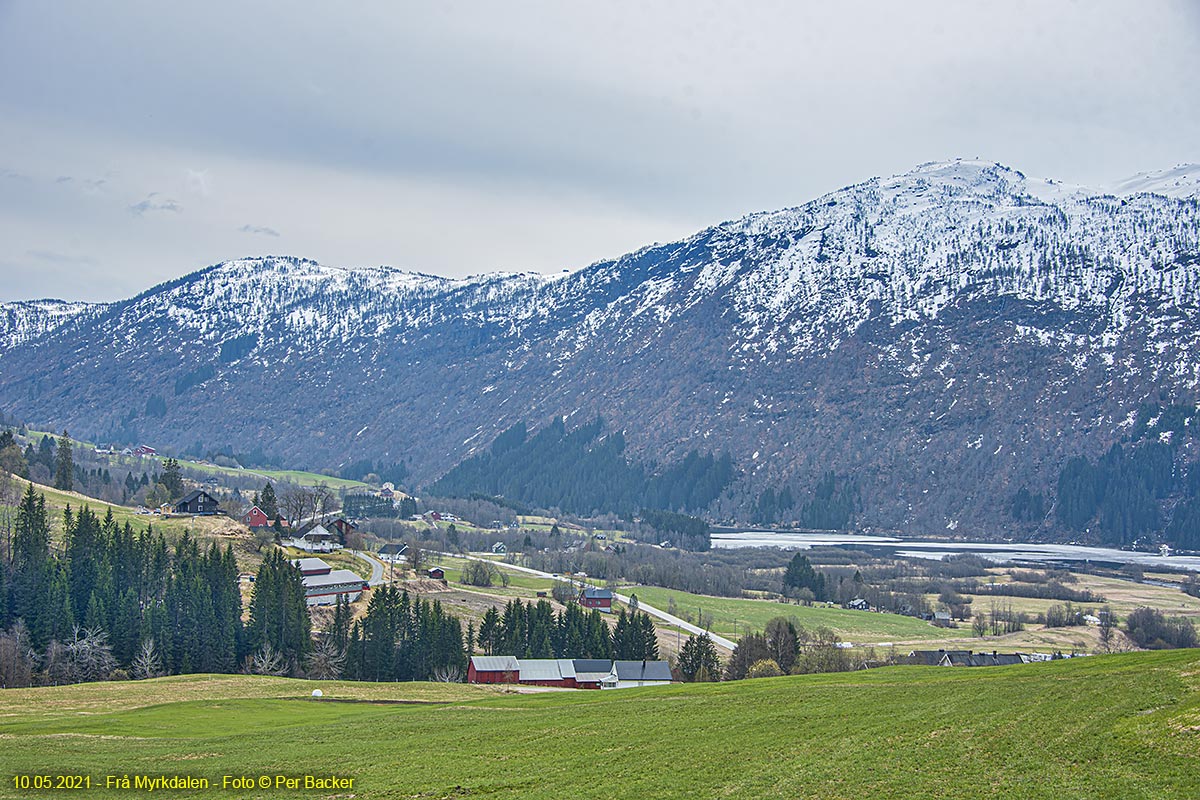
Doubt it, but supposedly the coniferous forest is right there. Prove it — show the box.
[0,485,473,687]
[1,485,242,683]
[427,417,735,518]
[1044,404,1200,548]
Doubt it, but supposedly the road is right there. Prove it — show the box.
[347,549,386,585]
[447,552,737,651]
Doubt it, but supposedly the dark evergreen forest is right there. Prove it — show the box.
[426,417,735,518]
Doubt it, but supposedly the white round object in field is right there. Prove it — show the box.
[312,689,323,698]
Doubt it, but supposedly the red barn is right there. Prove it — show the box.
[467,656,519,684]
[427,566,445,580]
[133,445,158,457]
[241,506,270,528]
[579,586,614,611]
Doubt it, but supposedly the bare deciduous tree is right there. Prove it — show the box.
[45,627,116,685]
[311,483,338,518]
[303,637,345,680]
[131,638,163,680]
[432,664,463,683]
[407,542,424,573]
[1097,606,1116,653]
[249,642,288,676]
[0,621,36,688]
[280,487,309,528]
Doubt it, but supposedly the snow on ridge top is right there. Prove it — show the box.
[1109,164,1200,199]
[0,298,102,352]
[206,256,557,292]
[907,158,1026,180]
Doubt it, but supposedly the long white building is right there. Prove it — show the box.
[291,557,369,606]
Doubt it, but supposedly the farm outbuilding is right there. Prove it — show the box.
[290,557,368,605]
[466,657,672,689]
[467,656,520,684]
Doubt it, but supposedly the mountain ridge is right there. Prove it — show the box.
[2,159,1198,538]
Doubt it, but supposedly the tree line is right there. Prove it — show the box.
[476,598,658,662]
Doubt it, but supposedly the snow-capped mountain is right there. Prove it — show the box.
[0,299,103,351]
[2,159,1198,535]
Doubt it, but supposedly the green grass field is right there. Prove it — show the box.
[431,555,558,594]
[626,585,973,644]
[0,651,1197,799]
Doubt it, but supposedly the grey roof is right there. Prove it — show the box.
[938,651,1025,667]
[582,587,614,600]
[378,543,409,555]
[292,557,331,574]
[612,660,673,682]
[573,659,613,673]
[177,489,217,505]
[302,569,367,590]
[470,655,520,673]
[907,649,969,666]
[575,672,610,684]
[518,659,577,682]
[303,527,335,540]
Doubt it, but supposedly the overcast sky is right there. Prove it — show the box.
[1,1,1198,302]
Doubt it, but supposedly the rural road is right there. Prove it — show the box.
[449,552,738,651]
[347,549,386,585]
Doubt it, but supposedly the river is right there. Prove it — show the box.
[711,530,1200,572]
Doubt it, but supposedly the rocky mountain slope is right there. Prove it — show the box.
[2,159,1198,536]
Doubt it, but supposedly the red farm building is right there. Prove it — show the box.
[467,656,520,684]
[579,586,614,612]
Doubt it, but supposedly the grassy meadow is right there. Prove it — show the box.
[625,584,973,644]
[0,651,1198,799]
[8,476,247,546]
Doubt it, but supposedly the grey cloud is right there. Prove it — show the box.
[128,193,181,216]
[56,175,107,193]
[239,224,280,237]
[27,249,96,265]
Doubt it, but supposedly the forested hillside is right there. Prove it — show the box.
[427,417,734,518]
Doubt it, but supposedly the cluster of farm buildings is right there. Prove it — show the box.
[467,656,673,689]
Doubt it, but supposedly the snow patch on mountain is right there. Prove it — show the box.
[0,299,102,352]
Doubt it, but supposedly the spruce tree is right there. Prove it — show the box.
[247,549,310,672]
[12,485,54,646]
[678,632,721,681]
[54,431,73,491]
[259,482,279,519]
[161,458,184,500]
